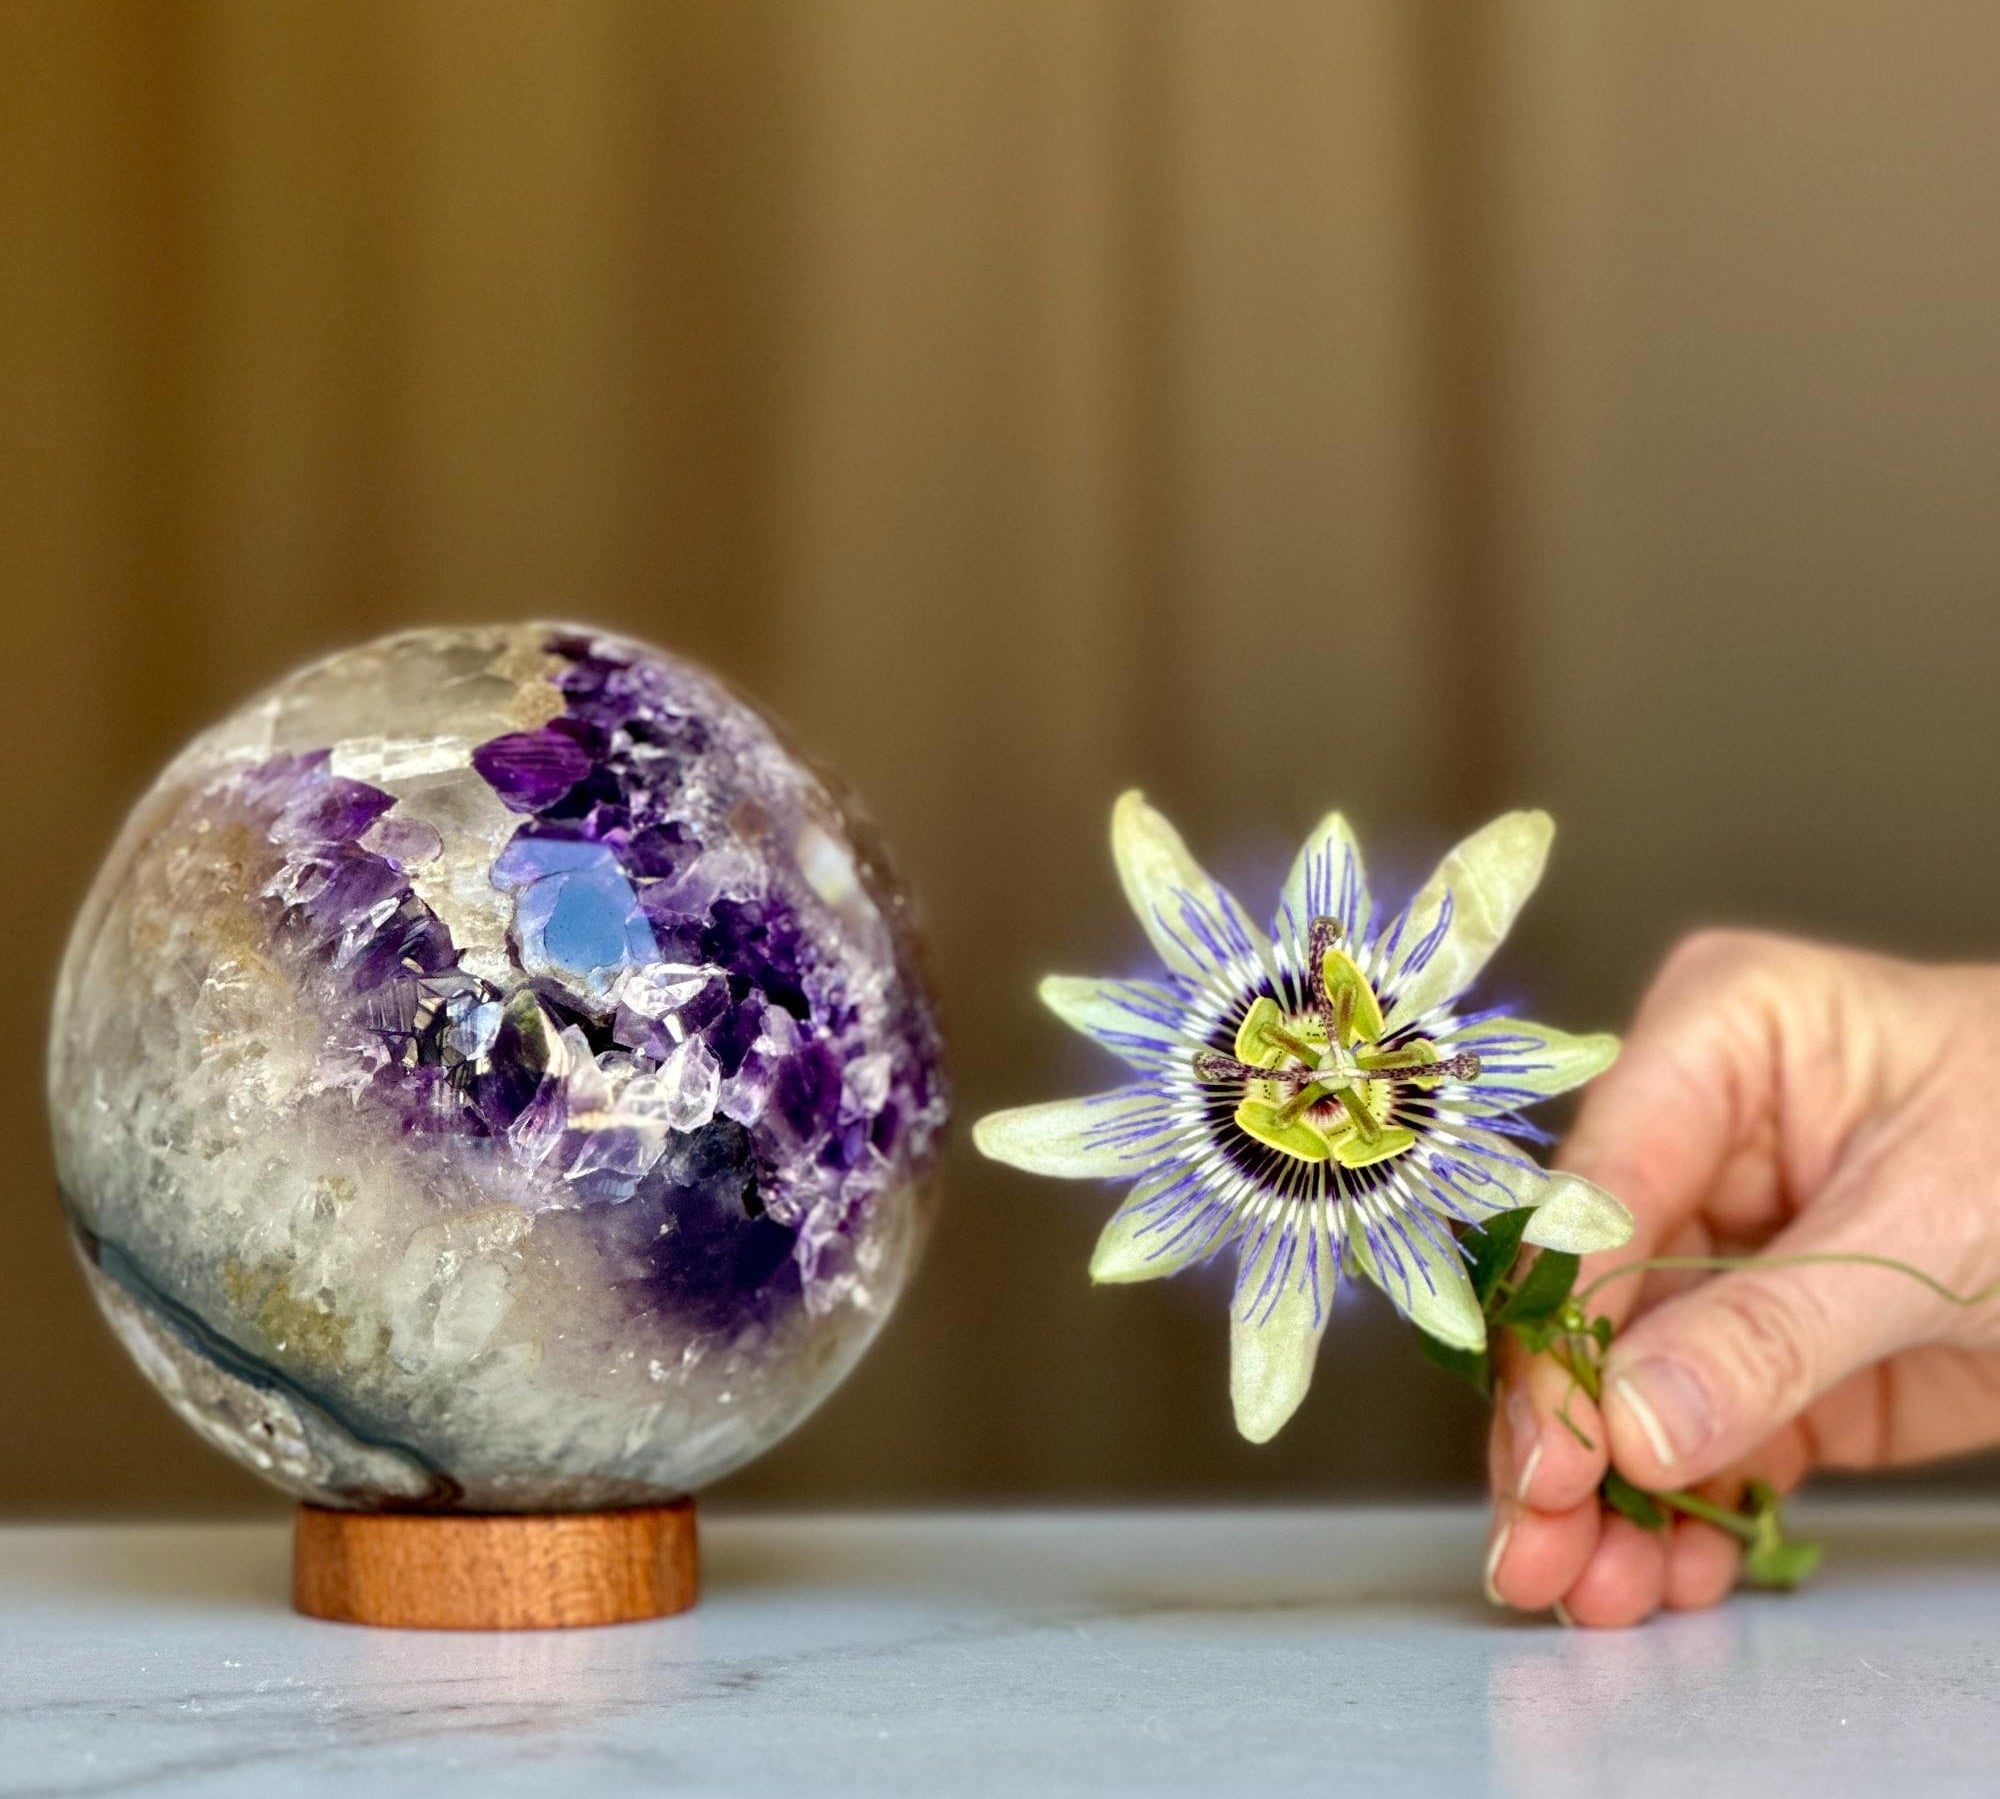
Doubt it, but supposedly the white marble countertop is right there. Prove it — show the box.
[1,1504,1996,1797]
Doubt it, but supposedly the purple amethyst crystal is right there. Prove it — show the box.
[47,625,948,1511]
[471,725,596,814]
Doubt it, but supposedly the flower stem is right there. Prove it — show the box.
[1653,1488,1759,1543]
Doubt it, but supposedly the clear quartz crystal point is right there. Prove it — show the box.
[656,1034,723,1133]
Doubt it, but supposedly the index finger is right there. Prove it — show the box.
[1494,931,1802,1527]
[1553,930,1799,1331]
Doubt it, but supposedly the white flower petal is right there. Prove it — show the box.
[1229,1216,1338,1443]
[1090,1178,1233,1284]
[1385,810,1554,1026]
[1038,975,1184,1068]
[972,1088,1170,1179]
[1433,1127,1552,1210]
[1455,1015,1618,1108]
[1352,1211,1486,1351]
[1521,1175,1634,1254]
[1278,810,1371,942]
[1439,1130,1635,1254]
[1111,790,1258,982]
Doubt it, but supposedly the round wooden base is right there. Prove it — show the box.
[293,1499,698,1630]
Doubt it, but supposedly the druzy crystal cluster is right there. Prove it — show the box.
[49,626,947,1510]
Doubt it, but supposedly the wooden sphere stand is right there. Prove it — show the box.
[293,1499,698,1630]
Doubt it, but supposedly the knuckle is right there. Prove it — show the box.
[1707,1279,1829,1408]
[1658,927,1777,992]
[1660,927,1870,1014]
[1647,928,1811,1054]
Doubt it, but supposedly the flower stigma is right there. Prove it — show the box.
[1193,916,1482,1171]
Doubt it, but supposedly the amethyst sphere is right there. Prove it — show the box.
[48,625,947,1509]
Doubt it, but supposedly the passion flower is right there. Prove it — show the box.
[975,793,1633,1441]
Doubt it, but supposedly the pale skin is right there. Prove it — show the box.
[1485,929,2000,1627]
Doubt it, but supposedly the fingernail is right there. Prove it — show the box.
[1612,1360,1714,1469]
[1551,1599,1576,1629]
[1507,1386,1543,1501]
[1483,1512,1514,1607]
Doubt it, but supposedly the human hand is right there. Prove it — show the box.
[1484,929,2000,1626]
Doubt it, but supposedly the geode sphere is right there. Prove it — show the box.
[48,625,947,1511]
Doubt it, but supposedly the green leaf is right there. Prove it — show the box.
[1743,1537,1824,1590]
[1465,1208,1535,1309]
[1602,1470,1669,1531]
[1504,1317,1561,1357]
[1494,1248,1581,1327]
[1415,1328,1490,1395]
[1736,1482,1824,1589]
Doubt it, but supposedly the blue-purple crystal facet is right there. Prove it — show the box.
[47,625,947,1510]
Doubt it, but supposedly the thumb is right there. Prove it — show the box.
[1598,1207,1942,1489]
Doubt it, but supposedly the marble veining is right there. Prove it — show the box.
[1,1505,1996,1798]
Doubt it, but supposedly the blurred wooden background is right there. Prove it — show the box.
[5,2,2000,1515]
